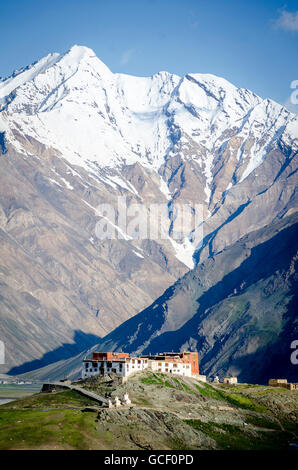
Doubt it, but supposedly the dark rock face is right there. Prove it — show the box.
[86,213,298,384]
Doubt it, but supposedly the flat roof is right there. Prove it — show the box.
[83,359,126,363]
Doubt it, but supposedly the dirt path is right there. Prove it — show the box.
[46,382,109,405]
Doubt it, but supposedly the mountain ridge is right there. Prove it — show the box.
[0,45,297,375]
[17,212,298,383]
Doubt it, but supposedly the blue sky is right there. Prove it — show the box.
[0,0,297,109]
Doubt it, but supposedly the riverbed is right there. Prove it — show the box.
[0,398,15,406]
[0,383,42,405]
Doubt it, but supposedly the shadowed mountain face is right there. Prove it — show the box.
[7,331,102,376]
[28,213,297,383]
[0,45,297,373]
[100,214,298,384]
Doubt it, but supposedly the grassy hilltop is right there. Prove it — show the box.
[0,371,297,450]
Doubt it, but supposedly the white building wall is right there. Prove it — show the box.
[125,358,149,377]
[224,377,238,384]
[82,358,196,379]
[82,358,149,379]
[82,360,126,378]
[149,360,192,377]
[195,374,207,382]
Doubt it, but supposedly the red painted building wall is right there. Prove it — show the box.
[92,352,129,361]
[182,352,199,374]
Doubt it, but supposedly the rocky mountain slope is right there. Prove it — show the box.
[0,45,297,373]
[29,213,298,383]
[95,213,298,384]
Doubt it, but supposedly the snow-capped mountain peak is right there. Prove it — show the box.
[60,44,112,76]
[0,45,297,268]
[1,45,297,175]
